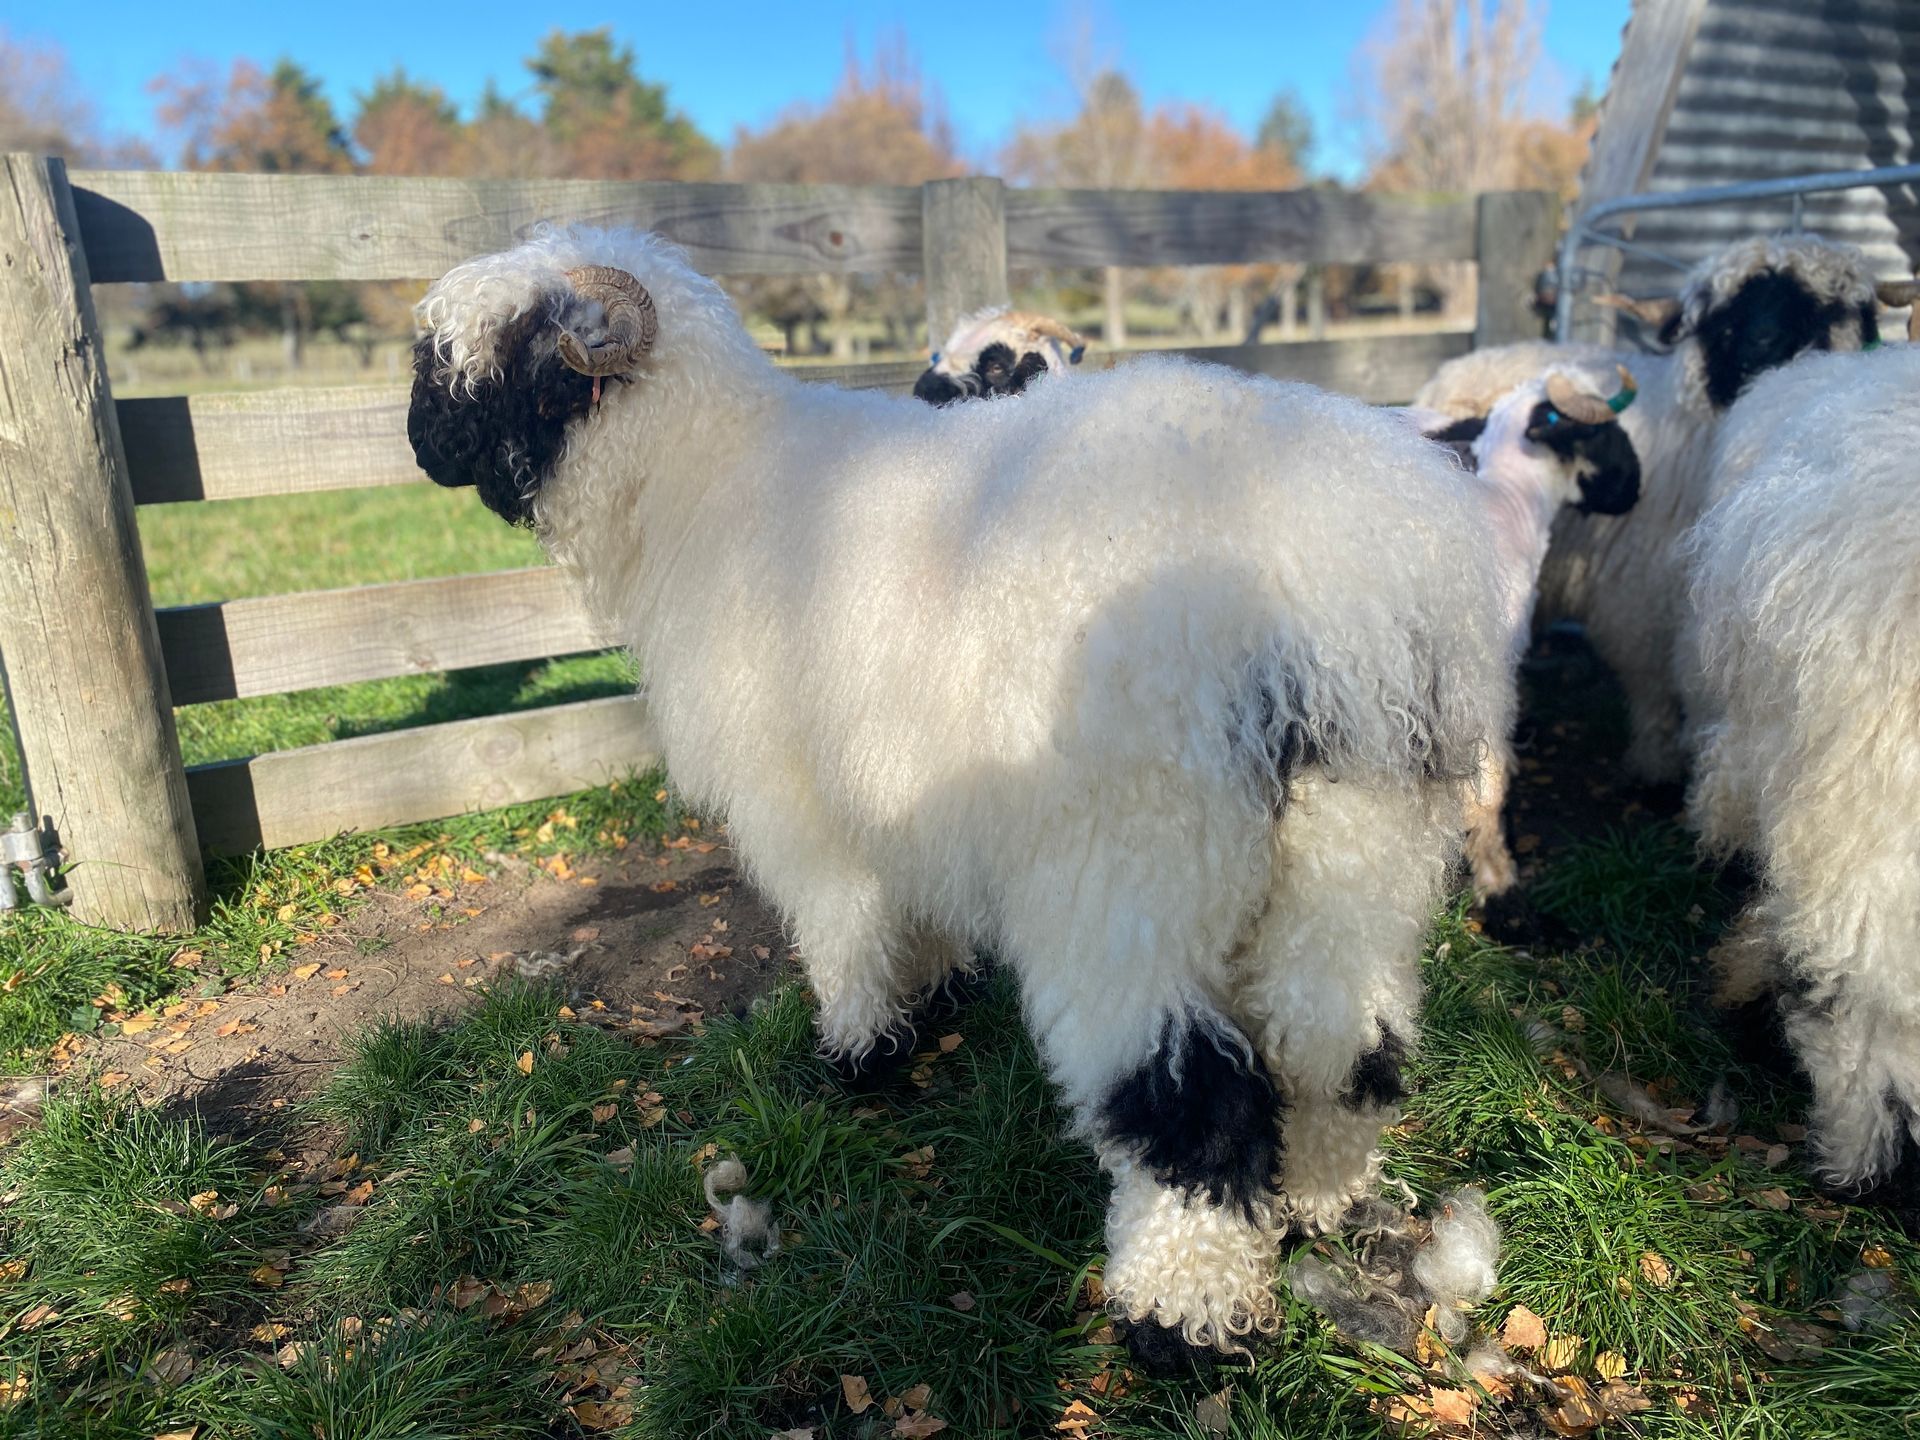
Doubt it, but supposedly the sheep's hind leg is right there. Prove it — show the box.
[1463,745,1517,902]
[1237,777,1449,1235]
[1008,920,1284,1368]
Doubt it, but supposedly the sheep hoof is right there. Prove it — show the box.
[1819,1136,1920,1237]
[919,962,990,1023]
[1475,889,1560,949]
[822,1017,923,1090]
[1119,1318,1229,1378]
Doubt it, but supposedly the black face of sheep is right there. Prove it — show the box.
[1524,400,1642,515]
[912,341,1057,407]
[408,267,656,526]
[407,320,593,526]
[1693,271,1877,412]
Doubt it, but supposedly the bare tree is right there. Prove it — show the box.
[1355,0,1553,316]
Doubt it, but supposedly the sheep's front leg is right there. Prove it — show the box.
[730,804,957,1077]
[1237,778,1449,1234]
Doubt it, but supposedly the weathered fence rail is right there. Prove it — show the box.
[0,153,1557,930]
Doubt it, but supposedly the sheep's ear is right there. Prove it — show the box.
[1595,292,1683,341]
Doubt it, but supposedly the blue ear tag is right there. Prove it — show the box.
[1069,345,1085,364]
[929,351,940,364]
[1546,409,1561,424]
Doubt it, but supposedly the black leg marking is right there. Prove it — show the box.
[1118,1317,1232,1377]
[1819,1112,1920,1238]
[823,1016,923,1090]
[1342,1026,1408,1110]
[1102,1015,1281,1216]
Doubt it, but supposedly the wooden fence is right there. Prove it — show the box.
[0,157,1558,931]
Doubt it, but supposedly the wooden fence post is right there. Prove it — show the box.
[0,154,205,931]
[921,177,1009,354]
[1474,190,1562,349]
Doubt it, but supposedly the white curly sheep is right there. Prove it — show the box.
[1680,342,1920,1219]
[406,225,1515,1364]
[1417,234,1888,785]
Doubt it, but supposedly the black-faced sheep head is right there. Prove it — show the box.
[1426,364,1642,516]
[913,308,1089,406]
[408,264,657,525]
[1598,235,1893,412]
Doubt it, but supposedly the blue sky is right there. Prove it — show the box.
[6,1,1630,180]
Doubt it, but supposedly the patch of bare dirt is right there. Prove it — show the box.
[78,833,789,1126]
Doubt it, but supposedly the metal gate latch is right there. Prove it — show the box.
[0,812,72,910]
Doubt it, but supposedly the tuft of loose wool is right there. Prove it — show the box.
[704,1155,781,1272]
[1413,1188,1501,1314]
[1286,1257,1423,1354]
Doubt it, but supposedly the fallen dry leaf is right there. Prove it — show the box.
[19,1304,59,1330]
[119,1013,158,1037]
[1541,1376,1607,1436]
[1194,1386,1233,1436]
[901,1384,932,1410]
[145,1346,194,1387]
[1735,1301,1834,1362]
[214,1019,256,1039]
[842,1374,874,1414]
[291,963,322,981]
[516,1051,535,1076]
[591,1102,617,1124]
[948,1290,975,1312]
[99,1072,129,1090]
[937,1033,964,1053]
[1594,1350,1627,1381]
[344,1179,375,1205]
[1056,1399,1099,1434]
[1501,1304,1547,1350]
[250,1264,287,1288]
[894,1414,946,1438]
[1427,1388,1477,1428]
[1861,1245,1895,1269]
[1638,1251,1673,1288]
[1539,1334,1583,1371]
[152,1429,199,1440]
[571,1399,633,1431]
[1598,1382,1653,1417]
[248,1322,291,1343]
[1752,1187,1793,1211]
[603,1146,635,1168]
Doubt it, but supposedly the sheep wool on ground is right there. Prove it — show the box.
[1415,234,1886,788]
[1680,343,1920,1218]
[406,225,1516,1365]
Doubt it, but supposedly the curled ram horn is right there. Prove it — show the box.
[557,265,658,376]
[1593,292,1683,333]
[1545,363,1637,425]
[1874,277,1920,340]
[1007,311,1090,356]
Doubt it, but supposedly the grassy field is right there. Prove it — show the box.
[0,365,1914,1437]
[4,859,1914,1438]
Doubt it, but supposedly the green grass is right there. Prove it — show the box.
[1,418,1915,1436]
[6,862,1916,1437]
[0,485,649,1068]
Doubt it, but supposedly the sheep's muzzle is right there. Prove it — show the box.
[557,266,658,376]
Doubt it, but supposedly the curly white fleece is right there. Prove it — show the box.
[1681,343,1920,1190]
[418,224,1513,1348]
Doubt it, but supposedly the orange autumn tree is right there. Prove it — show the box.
[1146,104,1302,341]
[730,38,961,358]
